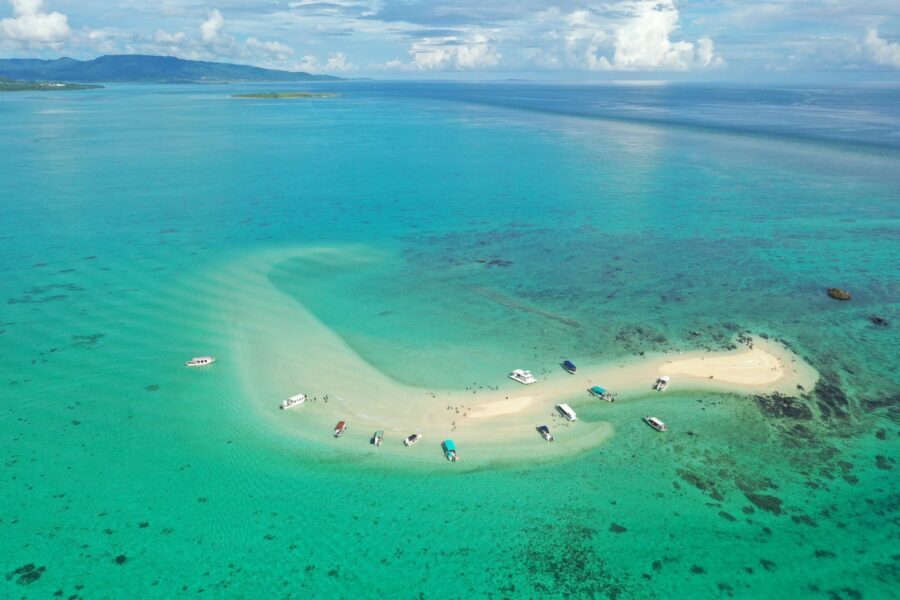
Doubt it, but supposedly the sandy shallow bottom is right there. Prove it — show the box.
[215,246,819,465]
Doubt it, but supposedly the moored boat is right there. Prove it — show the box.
[556,403,577,421]
[644,416,668,432]
[509,369,537,385]
[442,439,458,461]
[185,356,215,367]
[561,360,578,374]
[333,421,347,437]
[372,429,385,446]
[536,425,554,442]
[588,386,616,402]
[280,393,307,409]
[655,376,671,391]
[403,433,422,447]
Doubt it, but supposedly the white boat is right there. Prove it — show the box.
[403,433,422,447]
[280,393,307,409]
[509,369,537,385]
[185,356,215,367]
[645,416,668,432]
[655,376,670,391]
[556,403,577,421]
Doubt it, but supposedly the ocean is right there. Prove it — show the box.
[0,81,898,598]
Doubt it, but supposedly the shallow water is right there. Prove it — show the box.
[0,82,898,598]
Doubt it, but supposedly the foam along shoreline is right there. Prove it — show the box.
[217,246,819,463]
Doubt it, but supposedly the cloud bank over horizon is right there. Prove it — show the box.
[0,0,898,78]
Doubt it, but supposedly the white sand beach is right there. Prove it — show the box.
[213,247,820,463]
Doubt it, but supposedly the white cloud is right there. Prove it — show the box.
[863,27,900,68]
[200,8,225,43]
[292,51,355,73]
[154,29,185,45]
[0,0,70,46]
[606,1,722,70]
[246,36,293,60]
[408,32,501,70]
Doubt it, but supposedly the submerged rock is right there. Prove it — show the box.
[826,288,851,301]
[869,315,889,327]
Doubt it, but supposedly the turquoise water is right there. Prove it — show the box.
[1,83,898,598]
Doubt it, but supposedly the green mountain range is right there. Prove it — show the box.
[0,55,342,83]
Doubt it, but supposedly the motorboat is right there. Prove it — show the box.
[333,421,347,437]
[509,369,537,385]
[185,356,215,367]
[536,425,554,442]
[556,403,577,421]
[403,433,422,447]
[280,393,306,409]
[442,439,458,461]
[588,386,616,402]
[561,360,577,374]
[644,416,668,432]
[372,429,385,446]
[655,376,671,391]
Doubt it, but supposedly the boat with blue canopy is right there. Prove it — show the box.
[561,360,577,374]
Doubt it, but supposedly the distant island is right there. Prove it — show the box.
[0,55,342,84]
[232,92,339,99]
[0,77,102,92]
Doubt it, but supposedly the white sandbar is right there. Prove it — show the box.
[210,247,819,464]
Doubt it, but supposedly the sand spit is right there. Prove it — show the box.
[214,247,819,464]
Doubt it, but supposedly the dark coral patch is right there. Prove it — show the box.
[6,563,45,585]
[114,554,127,565]
[145,385,160,392]
[677,469,725,501]
[72,334,105,348]
[745,493,783,515]
[609,523,627,533]
[753,393,812,420]
[791,514,817,527]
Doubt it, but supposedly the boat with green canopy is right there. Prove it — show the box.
[442,439,458,462]
[589,386,616,402]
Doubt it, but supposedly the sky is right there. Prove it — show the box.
[1,0,899,80]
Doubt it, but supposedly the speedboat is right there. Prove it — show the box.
[403,433,422,447]
[185,356,215,367]
[655,376,670,391]
[333,421,347,437]
[372,429,385,446]
[561,360,577,374]
[280,393,306,409]
[556,403,577,421]
[442,439,458,462]
[509,369,537,385]
[588,386,616,402]
[644,416,668,432]
[536,425,554,442]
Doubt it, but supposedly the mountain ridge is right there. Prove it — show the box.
[0,54,342,83]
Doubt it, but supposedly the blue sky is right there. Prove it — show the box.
[1,0,899,79]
